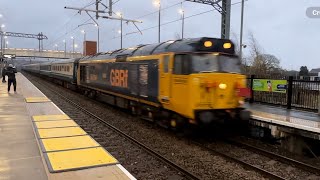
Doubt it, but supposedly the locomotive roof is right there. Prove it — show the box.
[79,37,235,62]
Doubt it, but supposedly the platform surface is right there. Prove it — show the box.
[0,73,135,180]
[246,103,320,133]
[0,74,47,180]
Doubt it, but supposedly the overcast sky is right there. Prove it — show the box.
[0,0,319,70]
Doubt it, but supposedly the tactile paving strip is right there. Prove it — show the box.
[25,97,51,103]
[34,120,78,129]
[33,114,70,121]
[37,126,87,139]
[32,115,120,173]
[39,135,100,152]
[45,147,119,172]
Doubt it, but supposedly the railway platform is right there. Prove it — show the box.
[246,103,320,139]
[0,73,136,180]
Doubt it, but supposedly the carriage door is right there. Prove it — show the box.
[159,55,171,105]
[129,63,149,97]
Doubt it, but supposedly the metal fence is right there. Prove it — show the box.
[247,75,320,111]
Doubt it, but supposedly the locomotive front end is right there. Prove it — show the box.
[187,53,251,125]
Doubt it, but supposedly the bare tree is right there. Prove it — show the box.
[247,32,281,76]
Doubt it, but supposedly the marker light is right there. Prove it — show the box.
[204,41,212,47]
[219,83,227,89]
[223,42,232,49]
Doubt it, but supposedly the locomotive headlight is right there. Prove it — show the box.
[204,41,212,47]
[223,42,232,49]
[219,83,227,89]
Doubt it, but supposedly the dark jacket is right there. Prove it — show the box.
[5,67,17,80]
[1,67,6,77]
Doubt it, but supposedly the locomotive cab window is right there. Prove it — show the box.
[163,55,170,73]
[190,53,241,74]
[173,54,191,75]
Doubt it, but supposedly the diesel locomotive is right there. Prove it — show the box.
[23,37,251,130]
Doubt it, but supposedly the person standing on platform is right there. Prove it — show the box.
[5,64,17,92]
[1,65,7,83]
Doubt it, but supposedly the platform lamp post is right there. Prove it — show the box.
[78,23,100,53]
[3,35,7,54]
[5,41,8,48]
[63,40,66,58]
[153,0,161,43]
[239,0,245,61]
[116,12,123,49]
[95,24,100,53]
[178,8,185,39]
[0,24,5,57]
[74,44,78,56]
[81,30,86,42]
[71,36,75,58]
[54,44,58,51]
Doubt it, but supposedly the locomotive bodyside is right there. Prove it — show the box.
[78,55,160,107]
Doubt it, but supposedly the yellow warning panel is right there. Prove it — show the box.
[46,147,119,172]
[26,97,51,103]
[33,114,70,122]
[38,127,86,139]
[25,97,51,103]
[41,135,100,152]
[35,120,78,129]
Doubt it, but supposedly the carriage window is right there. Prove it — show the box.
[173,54,191,75]
[163,55,169,73]
[173,56,182,74]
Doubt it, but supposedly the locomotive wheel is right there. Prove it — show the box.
[170,114,185,132]
[131,106,137,116]
[84,90,89,96]
[88,91,96,99]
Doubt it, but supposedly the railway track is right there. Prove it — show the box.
[192,141,286,180]
[25,72,320,180]
[226,139,320,175]
[55,87,201,180]
[192,137,320,180]
[26,73,201,180]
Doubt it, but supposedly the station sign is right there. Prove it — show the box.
[252,79,287,93]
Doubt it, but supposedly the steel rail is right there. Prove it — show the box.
[192,141,286,180]
[27,73,202,180]
[226,139,320,175]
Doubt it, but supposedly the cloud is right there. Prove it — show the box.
[0,0,318,70]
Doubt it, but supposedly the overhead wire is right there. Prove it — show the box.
[44,18,92,49]
[43,0,98,48]
[135,1,186,19]
[45,0,185,49]
[111,0,247,40]
[45,0,246,50]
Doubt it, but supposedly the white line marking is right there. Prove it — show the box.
[51,102,66,114]
[252,115,320,133]
[116,164,137,180]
